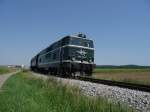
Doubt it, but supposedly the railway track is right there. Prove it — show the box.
[32,71,150,93]
[70,76,150,93]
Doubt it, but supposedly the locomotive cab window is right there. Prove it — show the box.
[83,41,89,47]
[70,37,94,48]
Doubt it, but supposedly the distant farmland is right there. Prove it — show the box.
[0,66,16,75]
[93,65,150,86]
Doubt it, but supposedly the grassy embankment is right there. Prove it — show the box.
[0,71,134,112]
[0,67,16,75]
[93,68,150,86]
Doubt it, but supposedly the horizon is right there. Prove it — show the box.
[1,64,150,67]
[0,0,150,66]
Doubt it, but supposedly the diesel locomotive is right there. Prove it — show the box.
[30,33,94,76]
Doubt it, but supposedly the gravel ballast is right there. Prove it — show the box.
[32,72,150,112]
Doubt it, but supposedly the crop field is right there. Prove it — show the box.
[93,68,150,86]
[0,71,134,112]
[0,67,17,75]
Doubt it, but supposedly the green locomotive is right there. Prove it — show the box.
[31,34,94,76]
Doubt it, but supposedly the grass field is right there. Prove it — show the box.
[0,67,17,75]
[0,71,134,112]
[93,68,150,86]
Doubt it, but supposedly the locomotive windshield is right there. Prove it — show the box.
[70,37,94,48]
[61,36,94,48]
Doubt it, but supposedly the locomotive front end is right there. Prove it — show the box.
[61,34,94,76]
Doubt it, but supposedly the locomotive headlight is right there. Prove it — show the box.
[89,59,92,63]
[71,57,75,61]
[88,58,92,63]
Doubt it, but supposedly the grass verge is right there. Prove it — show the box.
[0,71,134,112]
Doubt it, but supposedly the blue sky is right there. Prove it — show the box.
[0,0,150,66]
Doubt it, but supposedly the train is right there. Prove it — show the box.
[30,33,95,76]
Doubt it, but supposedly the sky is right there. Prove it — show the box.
[0,0,150,66]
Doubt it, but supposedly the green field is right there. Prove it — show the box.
[93,68,150,86]
[0,67,16,75]
[0,71,134,112]
[94,68,150,73]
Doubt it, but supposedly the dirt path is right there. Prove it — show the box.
[0,71,20,89]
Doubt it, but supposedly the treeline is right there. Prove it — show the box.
[96,65,150,69]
